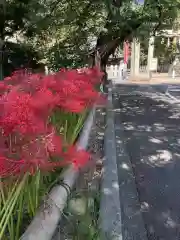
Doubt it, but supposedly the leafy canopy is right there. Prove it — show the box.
[1,0,180,69]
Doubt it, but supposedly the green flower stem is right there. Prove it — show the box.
[15,187,24,240]
[0,183,15,240]
[0,174,28,239]
[35,171,41,209]
[0,179,19,216]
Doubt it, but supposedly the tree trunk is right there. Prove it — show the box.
[95,36,121,91]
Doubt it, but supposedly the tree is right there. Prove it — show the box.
[95,0,180,72]
[1,0,180,75]
[0,0,45,77]
[26,0,107,70]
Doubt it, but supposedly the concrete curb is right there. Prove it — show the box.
[100,81,122,240]
[20,107,96,240]
[100,82,148,240]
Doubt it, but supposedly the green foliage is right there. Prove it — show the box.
[154,36,177,65]
[1,0,180,70]
[26,0,106,69]
[3,42,40,77]
[61,191,100,240]
[103,0,180,40]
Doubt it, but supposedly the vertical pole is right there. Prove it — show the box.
[44,65,48,75]
[130,38,140,77]
[172,59,177,79]
[130,39,135,76]
[134,40,140,76]
[147,36,155,78]
[123,41,129,80]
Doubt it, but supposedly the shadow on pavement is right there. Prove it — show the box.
[113,85,180,240]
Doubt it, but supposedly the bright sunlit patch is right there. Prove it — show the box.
[98,132,104,136]
[100,112,106,115]
[112,182,119,190]
[149,137,163,144]
[169,113,180,119]
[158,150,172,162]
[161,211,177,228]
[141,201,149,211]
[103,188,112,195]
[147,150,172,166]
[121,162,130,170]
[124,125,134,130]
[154,123,165,132]
[114,108,121,112]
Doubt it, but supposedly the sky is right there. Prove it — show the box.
[136,0,144,4]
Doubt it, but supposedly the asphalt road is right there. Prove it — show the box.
[113,84,180,240]
[153,84,180,100]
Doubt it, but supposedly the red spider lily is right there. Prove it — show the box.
[0,156,25,178]
[51,70,102,112]
[0,146,89,178]
[0,155,55,177]
[0,82,11,96]
[58,99,87,113]
[18,128,63,161]
[0,66,102,178]
[0,90,47,136]
[63,146,90,169]
[3,69,32,86]
[0,132,64,177]
[30,88,56,118]
[76,67,104,84]
[45,127,63,155]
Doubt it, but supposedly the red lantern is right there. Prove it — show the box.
[123,41,129,64]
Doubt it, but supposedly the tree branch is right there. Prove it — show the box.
[152,1,163,36]
[112,0,122,7]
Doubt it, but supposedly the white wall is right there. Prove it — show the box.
[106,65,121,79]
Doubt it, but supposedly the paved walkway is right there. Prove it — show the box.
[112,84,180,240]
[128,73,180,84]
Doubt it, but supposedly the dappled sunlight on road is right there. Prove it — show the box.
[142,150,173,167]
[113,85,180,240]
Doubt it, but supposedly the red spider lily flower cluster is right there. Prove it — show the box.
[0,67,103,178]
